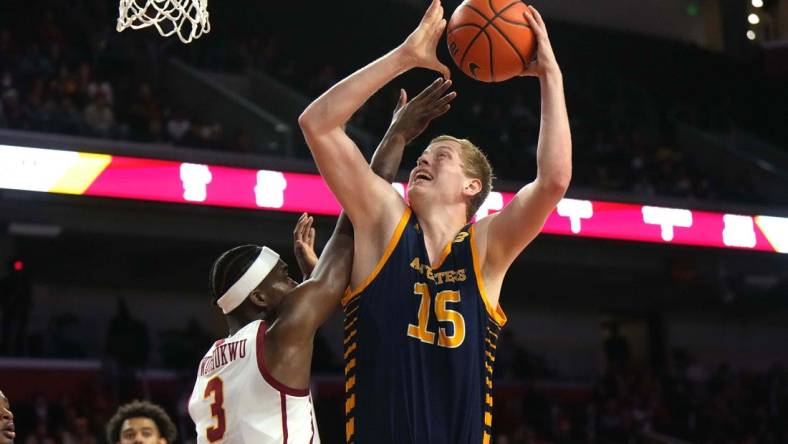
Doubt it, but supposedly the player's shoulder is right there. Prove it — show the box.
[214,319,264,348]
[242,318,265,333]
[471,211,498,232]
[469,212,497,246]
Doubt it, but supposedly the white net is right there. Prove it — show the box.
[117,0,210,44]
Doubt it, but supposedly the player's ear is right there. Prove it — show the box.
[249,290,267,309]
[463,177,482,198]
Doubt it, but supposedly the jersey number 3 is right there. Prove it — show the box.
[204,376,227,442]
[407,282,466,348]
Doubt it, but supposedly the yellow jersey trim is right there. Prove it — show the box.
[429,236,455,269]
[342,207,412,306]
[469,225,507,326]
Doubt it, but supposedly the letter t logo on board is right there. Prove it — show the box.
[556,199,593,234]
[642,206,693,241]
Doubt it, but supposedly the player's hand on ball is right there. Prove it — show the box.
[293,212,318,279]
[400,0,451,79]
[519,6,560,79]
[389,78,457,143]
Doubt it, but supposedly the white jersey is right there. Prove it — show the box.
[188,320,320,443]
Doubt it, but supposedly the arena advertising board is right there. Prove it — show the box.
[1,145,786,254]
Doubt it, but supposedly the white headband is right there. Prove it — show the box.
[217,247,280,314]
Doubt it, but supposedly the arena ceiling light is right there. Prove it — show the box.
[747,30,757,40]
[752,0,764,8]
[1,144,787,254]
[748,13,760,24]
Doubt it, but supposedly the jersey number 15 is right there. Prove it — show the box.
[407,283,466,348]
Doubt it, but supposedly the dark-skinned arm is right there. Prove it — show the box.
[293,213,318,281]
[266,79,457,389]
[284,79,457,331]
[369,81,456,182]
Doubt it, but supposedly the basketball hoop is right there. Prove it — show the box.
[117,0,210,44]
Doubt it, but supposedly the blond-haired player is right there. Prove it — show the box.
[299,1,571,442]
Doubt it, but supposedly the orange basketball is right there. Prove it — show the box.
[447,0,536,83]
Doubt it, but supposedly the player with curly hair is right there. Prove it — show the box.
[105,400,177,444]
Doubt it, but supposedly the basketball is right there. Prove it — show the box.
[447,0,536,83]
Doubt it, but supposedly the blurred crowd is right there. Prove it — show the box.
[177,0,786,205]
[4,321,786,444]
[0,1,236,151]
[1,0,785,205]
[180,29,725,203]
[488,361,788,444]
[489,329,788,444]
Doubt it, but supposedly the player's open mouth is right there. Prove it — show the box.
[412,171,433,183]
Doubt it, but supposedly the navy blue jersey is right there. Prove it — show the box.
[342,207,506,444]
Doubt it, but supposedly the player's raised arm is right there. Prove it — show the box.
[298,0,450,230]
[280,81,457,334]
[477,6,572,290]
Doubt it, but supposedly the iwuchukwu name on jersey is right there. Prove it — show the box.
[198,337,248,376]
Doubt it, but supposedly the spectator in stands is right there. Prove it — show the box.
[53,98,84,135]
[159,318,211,370]
[127,83,163,142]
[28,395,50,435]
[83,91,115,137]
[165,111,190,144]
[75,63,93,106]
[25,78,56,132]
[105,401,176,444]
[60,417,96,444]
[1,90,23,129]
[23,423,55,444]
[0,390,14,444]
[86,77,113,107]
[105,300,150,403]
[189,119,224,150]
[49,66,79,102]
[18,44,53,79]
[603,321,631,374]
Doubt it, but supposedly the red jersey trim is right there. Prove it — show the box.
[280,392,289,443]
[256,321,311,397]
